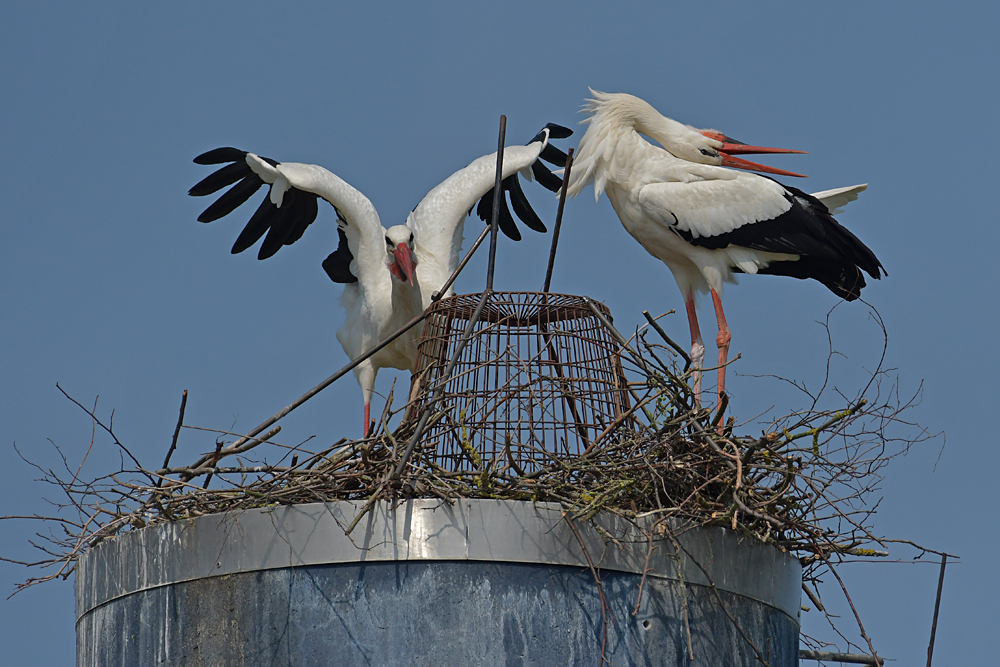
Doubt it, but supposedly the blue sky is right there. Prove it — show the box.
[2,2,996,663]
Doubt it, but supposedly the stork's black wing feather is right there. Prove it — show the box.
[538,144,568,168]
[506,176,546,233]
[542,122,573,140]
[196,174,265,222]
[322,228,358,284]
[472,123,573,238]
[192,147,320,260]
[189,161,252,197]
[678,183,885,301]
[256,190,319,259]
[231,197,280,254]
[194,147,248,165]
[476,186,521,241]
[283,192,320,247]
[531,161,564,192]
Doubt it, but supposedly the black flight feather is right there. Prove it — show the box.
[531,161,563,192]
[256,203,295,259]
[193,147,247,165]
[231,197,279,254]
[506,176,546,233]
[541,122,573,140]
[282,191,320,247]
[677,182,885,300]
[197,174,265,222]
[475,186,522,241]
[257,190,315,259]
[322,228,358,284]
[539,144,568,168]
[189,161,251,197]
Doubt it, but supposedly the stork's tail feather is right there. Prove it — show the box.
[757,259,869,301]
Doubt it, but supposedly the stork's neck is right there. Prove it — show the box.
[388,272,423,316]
[569,92,711,201]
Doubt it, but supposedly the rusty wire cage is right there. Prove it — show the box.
[406,291,633,473]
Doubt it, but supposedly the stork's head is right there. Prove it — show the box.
[384,225,417,285]
[682,128,807,178]
[585,90,806,178]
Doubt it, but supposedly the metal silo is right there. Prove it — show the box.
[76,499,800,666]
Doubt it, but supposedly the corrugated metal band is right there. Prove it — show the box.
[75,500,801,623]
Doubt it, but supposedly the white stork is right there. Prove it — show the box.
[566,91,884,408]
[190,125,571,435]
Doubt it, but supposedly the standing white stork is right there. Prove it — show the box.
[566,91,884,408]
[190,124,571,435]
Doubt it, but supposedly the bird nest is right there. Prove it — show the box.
[4,296,933,602]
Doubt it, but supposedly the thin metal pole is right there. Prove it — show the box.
[542,147,574,293]
[926,554,948,667]
[485,115,506,291]
[394,116,508,479]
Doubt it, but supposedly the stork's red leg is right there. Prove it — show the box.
[363,402,371,438]
[685,291,705,407]
[710,289,731,411]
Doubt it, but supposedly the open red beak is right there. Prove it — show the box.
[700,130,808,178]
[393,243,415,285]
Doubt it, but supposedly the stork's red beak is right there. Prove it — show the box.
[393,243,415,285]
[700,130,808,178]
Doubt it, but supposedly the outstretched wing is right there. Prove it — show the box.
[190,148,321,261]
[190,149,389,292]
[474,123,573,241]
[407,124,572,294]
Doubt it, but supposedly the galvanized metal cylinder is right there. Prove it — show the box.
[76,500,800,666]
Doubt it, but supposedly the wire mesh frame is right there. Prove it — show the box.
[407,292,633,473]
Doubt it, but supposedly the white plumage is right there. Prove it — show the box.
[191,126,569,434]
[567,91,884,408]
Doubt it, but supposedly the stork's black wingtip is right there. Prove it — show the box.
[543,123,573,139]
[193,147,248,165]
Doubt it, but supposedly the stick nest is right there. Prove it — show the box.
[5,309,933,601]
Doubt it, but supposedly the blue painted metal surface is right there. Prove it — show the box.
[76,500,800,666]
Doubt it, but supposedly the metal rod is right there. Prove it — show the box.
[926,554,948,667]
[485,115,506,291]
[392,289,492,479]
[542,147,574,293]
[394,116,508,478]
[799,650,884,665]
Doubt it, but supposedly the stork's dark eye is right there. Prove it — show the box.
[699,148,717,157]
[409,232,414,244]
[385,236,392,246]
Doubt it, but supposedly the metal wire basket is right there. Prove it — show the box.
[407,291,632,473]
